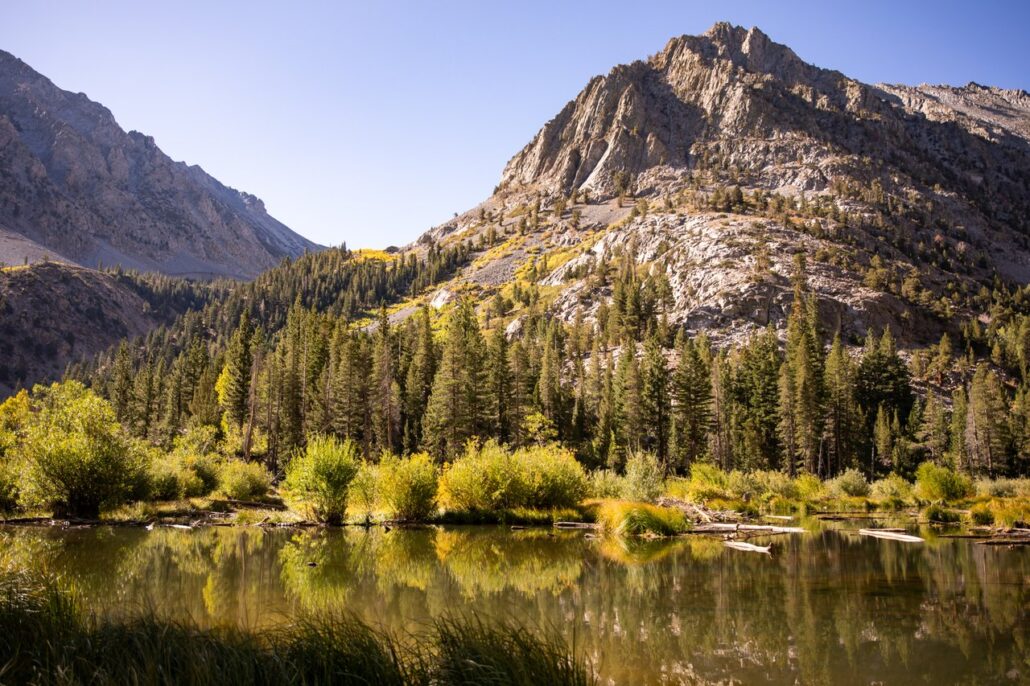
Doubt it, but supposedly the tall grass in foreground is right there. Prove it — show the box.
[0,573,594,686]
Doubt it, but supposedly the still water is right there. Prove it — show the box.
[2,521,1027,685]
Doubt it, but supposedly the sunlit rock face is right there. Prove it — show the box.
[0,50,321,279]
[412,23,1030,346]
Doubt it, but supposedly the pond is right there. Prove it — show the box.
[2,520,1027,685]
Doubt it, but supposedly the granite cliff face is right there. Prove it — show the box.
[0,50,320,279]
[412,23,1030,346]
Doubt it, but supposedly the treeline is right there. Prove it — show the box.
[74,247,1030,481]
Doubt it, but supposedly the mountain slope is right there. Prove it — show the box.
[0,262,213,395]
[0,50,321,279]
[406,23,1030,346]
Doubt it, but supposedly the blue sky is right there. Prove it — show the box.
[2,1,1028,248]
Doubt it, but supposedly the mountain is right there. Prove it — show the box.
[411,23,1030,346]
[0,262,213,395]
[0,50,320,279]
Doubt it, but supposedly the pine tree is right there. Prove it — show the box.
[823,332,860,476]
[371,307,401,453]
[402,308,436,452]
[423,299,489,458]
[918,392,950,464]
[486,326,512,442]
[671,333,711,472]
[221,311,254,427]
[966,363,1010,476]
[614,339,644,456]
[640,332,670,459]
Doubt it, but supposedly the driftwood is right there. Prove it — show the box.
[724,541,771,554]
[693,523,804,534]
[554,521,598,530]
[218,498,288,511]
[859,528,924,543]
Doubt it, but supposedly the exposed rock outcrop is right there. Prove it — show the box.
[0,50,321,279]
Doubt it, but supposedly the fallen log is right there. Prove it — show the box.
[693,523,804,534]
[724,541,771,554]
[554,521,598,530]
[859,528,924,543]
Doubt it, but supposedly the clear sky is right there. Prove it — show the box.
[2,1,1028,248]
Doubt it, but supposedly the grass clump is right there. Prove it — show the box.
[969,503,995,526]
[915,462,973,502]
[0,573,595,686]
[285,435,360,525]
[595,500,688,537]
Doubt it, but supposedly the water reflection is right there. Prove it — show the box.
[1,522,1027,685]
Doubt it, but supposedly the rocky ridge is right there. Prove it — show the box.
[0,49,321,279]
[409,23,1030,346]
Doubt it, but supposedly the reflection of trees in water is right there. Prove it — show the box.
[2,525,1027,684]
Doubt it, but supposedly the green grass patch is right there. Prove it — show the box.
[594,500,689,537]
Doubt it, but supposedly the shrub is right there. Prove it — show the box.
[969,503,995,526]
[148,454,204,500]
[685,462,729,502]
[377,452,438,521]
[440,441,588,512]
[621,452,664,503]
[0,461,18,514]
[595,500,688,537]
[870,473,913,502]
[753,470,800,501]
[792,473,823,501]
[915,462,973,502]
[284,435,360,524]
[350,462,379,518]
[924,503,960,523]
[588,469,624,499]
[826,468,870,498]
[975,478,1016,498]
[218,460,273,502]
[16,382,145,518]
[515,445,588,509]
[440,440,527,512]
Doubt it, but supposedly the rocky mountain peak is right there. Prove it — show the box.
[0,49,322,278]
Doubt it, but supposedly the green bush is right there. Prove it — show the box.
[0,461,18,514]
[915,462,973,502]
[685,462,729,502]
[148,454,205,500]
[622,452,664,503]
[792,473,824,501]
[284,435,359,524]
[440,441,588,512]
[16,382,145,518]
[753,470,800,501]
[588,469,624,499]
[969,503,995,526]
[975,478,1017,498]
[924,503,960,523]
[515,445,588,509]
[218,460,273,502]
[826,468,870,498]
[377,452,438,521]
[440,440,526,512]
[870,473,913,502]
[350,462,379,518]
